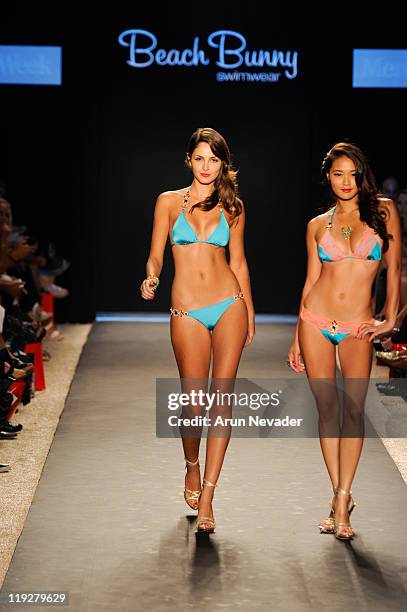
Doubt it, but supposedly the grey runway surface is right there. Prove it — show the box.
[1,322,407,611]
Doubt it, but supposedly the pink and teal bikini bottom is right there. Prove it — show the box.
[300,305,371,345]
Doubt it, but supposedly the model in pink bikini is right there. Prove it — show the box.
[288,142,401,540]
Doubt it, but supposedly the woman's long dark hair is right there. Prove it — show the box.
[321,142,391,252]
[186,127,242,220]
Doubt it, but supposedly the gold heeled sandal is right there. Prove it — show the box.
[184,457,201,510]
[319,487,337,534]
[196,479,217,533]
[319,487,356,534]
[334,487,356,540]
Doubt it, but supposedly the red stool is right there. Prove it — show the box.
[24,342,46,391]
[5,380,26,421]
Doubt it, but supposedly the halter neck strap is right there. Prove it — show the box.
[181,189,222,212]
[181,189,189,209]
[327,206,336,229]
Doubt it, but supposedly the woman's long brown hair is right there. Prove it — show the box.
[186,127,242,220]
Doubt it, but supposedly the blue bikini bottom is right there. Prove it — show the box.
[170,292,244,331]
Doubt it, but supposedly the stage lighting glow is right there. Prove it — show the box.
[0,46,62,85]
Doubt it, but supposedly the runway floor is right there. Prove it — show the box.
[1,322,407,611]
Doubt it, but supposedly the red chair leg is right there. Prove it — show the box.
[5,381,25,421]
[41,292,54,315]
[24,342,46,391]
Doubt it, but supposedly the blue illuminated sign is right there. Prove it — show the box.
[118,29,298,82]
[0,46,62,85]
[353,49,407,88]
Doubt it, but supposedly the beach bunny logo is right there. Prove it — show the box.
[117,29,299,83]
[117,29,210,68]
[207,30,297,78]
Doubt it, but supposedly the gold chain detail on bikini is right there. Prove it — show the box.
[182,188,222,211]
[236,292,244,300]
[326,206,359,238]
[326,208,334,230]
[170,307,189,318]
[340,225,353,240]
[182,189,190,209]
[330,320,338,335]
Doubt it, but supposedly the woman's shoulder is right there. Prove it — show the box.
[377,196,396,211]
[155,188,187,210]
[307,209,333,233]
[156,188,185,201]
[377,196,399,223]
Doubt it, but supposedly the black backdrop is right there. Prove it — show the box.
[1,3,406,321]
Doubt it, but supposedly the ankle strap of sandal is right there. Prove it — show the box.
[185,457,199,467]
[202,479,217,488]
[336,487,353,496]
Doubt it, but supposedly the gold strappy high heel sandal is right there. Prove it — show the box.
[319,487,356,534]
[334,487,356,540]
[319,487,337,534]
[196,479,217,533]
[184,457,201,510]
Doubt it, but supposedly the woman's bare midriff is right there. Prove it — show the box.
[171,244,240,309]
[304,259,380,321]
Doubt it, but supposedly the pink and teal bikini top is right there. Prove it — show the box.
[317,207,382,263]
[171,204,230,247]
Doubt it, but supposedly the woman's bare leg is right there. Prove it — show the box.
[170,316,212,508]
[198,299,248,527]
[298,320,339,499]
[335,336,373,535]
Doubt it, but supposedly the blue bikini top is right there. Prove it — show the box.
[171,198,230,247]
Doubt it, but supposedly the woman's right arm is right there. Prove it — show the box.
[140,193,171,301]
[288,218,322,372]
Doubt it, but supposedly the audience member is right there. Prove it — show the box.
[381,175,399,200]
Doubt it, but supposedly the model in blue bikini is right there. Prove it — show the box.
[170,187,244,330]
[141,127,255,533]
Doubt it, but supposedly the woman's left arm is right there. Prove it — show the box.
[360,198,401,341]
[228,202,255,346]
[384,199,402,326]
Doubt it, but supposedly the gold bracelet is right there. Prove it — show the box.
[146,274,159,291]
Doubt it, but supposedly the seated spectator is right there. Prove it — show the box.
[0,199,36,440]
[0,187,72,469]
[37,242,70,299]
[0,200,68,337]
